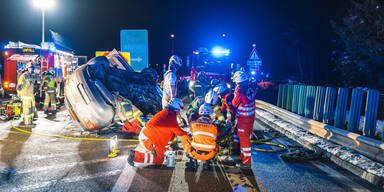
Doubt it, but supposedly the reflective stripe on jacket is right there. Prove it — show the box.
[232,85,256,118]
[190,117,218,151]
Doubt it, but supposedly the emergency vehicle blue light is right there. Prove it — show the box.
[49,46,56,52]
[251,71,256,75]
[211,46,230,57]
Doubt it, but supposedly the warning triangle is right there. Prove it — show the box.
[248,47,260,61]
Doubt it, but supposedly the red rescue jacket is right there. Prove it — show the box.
[232,85,256,118]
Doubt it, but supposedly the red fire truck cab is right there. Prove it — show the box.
[1,41,79,96]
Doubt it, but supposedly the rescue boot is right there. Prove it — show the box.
[185,158,198,170]
[127,150,135,166]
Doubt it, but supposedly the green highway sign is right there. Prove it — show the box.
[120,29,148,71]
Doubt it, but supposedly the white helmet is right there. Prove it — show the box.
[233,71,248,84]
[49,68,55,75]
[167,98,184,112]
[199,103,213,116]
[169,55,182,68]
[205,90,218,105]
[213,84,228,95]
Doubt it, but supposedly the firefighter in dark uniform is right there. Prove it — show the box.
[42,68,58,114]
[189,72,210,100]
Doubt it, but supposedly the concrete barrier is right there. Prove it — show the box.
[255,100,384,164]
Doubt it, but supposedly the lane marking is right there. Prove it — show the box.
[111,163,137,192]
[168,152,189,192]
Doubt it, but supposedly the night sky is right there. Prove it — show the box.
[0,0,346,80]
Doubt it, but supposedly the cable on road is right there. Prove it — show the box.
[10,118,139,142]
[250,138,286,152]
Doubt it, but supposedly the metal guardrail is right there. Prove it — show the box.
[277,84,382,141]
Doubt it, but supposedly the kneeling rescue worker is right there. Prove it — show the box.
[232,71,256,166]
[182,103,218,166]
[128,98,187,167]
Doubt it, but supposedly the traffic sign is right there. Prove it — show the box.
[120,30,148,71]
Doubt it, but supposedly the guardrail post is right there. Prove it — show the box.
[277,84,283,108]
[334,88,349,128]
[347,88,364,133]
[313,86,326,121]
[363,89,380,138]
[286,84,294,111]
[305,85,316,118]
[292,85,300,113]
[323,87,336,124]
[298,85,307,116]
[281,84,288,109]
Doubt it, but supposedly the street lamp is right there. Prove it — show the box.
[170,34,175,54]
[33,0,54,46]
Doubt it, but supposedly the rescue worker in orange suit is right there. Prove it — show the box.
[127,98,187,167]
[231,71,256,166]
[182,103,217,169]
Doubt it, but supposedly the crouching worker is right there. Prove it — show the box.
[182,103,218,169]
[127,98,187,167]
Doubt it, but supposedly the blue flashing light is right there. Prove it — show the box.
[193,51,199,55]
[49,46,56,53]
[251,71,256,75]
[211,46,230,57]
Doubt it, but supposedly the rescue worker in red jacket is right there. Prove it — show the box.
[232,71,256,165]
[182,103,217,169]
[127,98,187,167]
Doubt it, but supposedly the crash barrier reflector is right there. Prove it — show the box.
[348,88,364,133]
[298,85,307,116]
[304,85,316,118]
[334,88,349,129]
[277,84,283,108]
[286,84,294,111]
[281,84,288,110]
[292,85,300,114]
[364,89,380,138]
[323,87,336,124]
[313,86,326,121]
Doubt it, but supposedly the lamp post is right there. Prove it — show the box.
[33,0,54,47]
[170,34,175,55]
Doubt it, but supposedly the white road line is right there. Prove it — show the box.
[168,152,189,192]
[17,155,128,174]
[111,163,138,192]
[11,169,122,192]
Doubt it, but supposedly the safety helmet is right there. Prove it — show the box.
[199,103,213,116]
[169,55,182,70]
[210,79,220,87]
[205,90,218,105]
[167,98,184,112]
[232,71,248,84]
[25,62,34,69]
[213,84,228,96]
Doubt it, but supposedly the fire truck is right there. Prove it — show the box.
[1,41,79,97]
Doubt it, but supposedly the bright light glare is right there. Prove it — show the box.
[251,71,256,75]
[211,46,230,57]
[33,0,54,9]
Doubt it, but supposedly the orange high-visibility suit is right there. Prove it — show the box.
[232,85,256,165]
[181,116,218,160]
[133,108,187,165]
